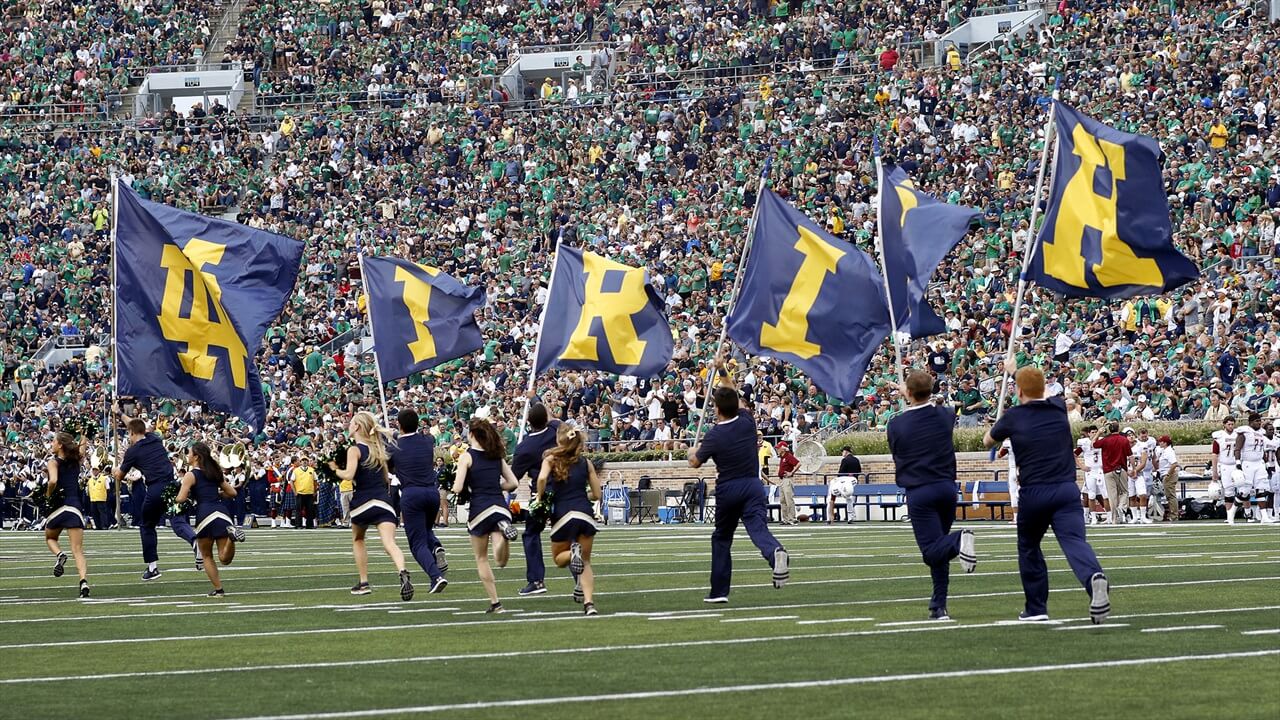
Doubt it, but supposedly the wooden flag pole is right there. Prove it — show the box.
[517,244,564,441]
[995,95,1060,420]
[690,163,771,449]
[873,152,907,390]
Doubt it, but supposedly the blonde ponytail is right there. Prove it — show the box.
[351,411,396,476]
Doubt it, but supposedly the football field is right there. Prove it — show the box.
[1,522,1278,719]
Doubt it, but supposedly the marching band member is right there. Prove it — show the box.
[44,432,90,598]
[535,425,602,616]
[329,411,414,601]
[176,442,238,596]
[451,418,519,613]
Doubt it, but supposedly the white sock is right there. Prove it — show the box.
[1227,505,1237,522]
[194,546,203,560]
[1138,505,1147,520]
[148,562,157,572]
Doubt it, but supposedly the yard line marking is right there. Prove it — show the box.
[795,617,875,625]
[1140,625,1223,633]
[1054,624,1130,630]
[214,649,1280,719]
[8,594,1275,653]
[720,616,798,624]
[876,619,954,626]
[1240,629,1280,635]
[384,607,461,614]
[0,616,1162,686]
[649,613,722,621]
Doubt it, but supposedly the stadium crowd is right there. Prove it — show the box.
[0,0,1278,525]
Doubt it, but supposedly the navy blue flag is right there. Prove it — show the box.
[362,255,486,382]
[114,181,302,431]
[727,189,892,403]
[1030,102,1199,298]
[879,163,979,337]
[534,246,673,378]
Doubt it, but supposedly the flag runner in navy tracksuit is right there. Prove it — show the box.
[512,400,560,596]
[115,414,209,580]
[688,358,789,603]
[986,363,1111,624]
[389,408,449,595]
[887,371,977,620]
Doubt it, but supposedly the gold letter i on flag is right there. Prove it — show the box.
[395,264,441,363]
[760,226,845,359]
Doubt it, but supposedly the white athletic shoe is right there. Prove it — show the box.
[771,547,789,589]
[958,529,976,573]
[1089,572,1111,625]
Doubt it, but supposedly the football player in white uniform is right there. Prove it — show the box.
[1232,413,1268,524]
[826,475,857,524]
[1124,428,1153,524]
[1075,426,1108,524]
[997,439,1019,524]
[1211,416,1240,522]
[1261,422,1279,524]
[1153,435,1179,522]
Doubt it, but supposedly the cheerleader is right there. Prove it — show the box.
[535,426,602,616]
[328,411,414,601]
[451,418,518,613]
[176,443,238,597]
[44,432,90,598]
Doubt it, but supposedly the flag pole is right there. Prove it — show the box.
[109,172,123,529]
[517,244,564,441]
[873,151,907,389]
[995,93,1059,420]
[356,250,392,428]
[691,161,771,449]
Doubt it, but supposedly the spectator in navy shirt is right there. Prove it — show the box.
[887,370,976,621]
[986,363,1110,624]
[114,414,200,581]
[689,358,788,603]
[389,408,448,595]
[511,399,561,596]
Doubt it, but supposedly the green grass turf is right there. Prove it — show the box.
[1,521,1278,719]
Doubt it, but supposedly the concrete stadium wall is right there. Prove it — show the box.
[596,446,1216,494]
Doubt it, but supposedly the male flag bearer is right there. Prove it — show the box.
[887,371,977,620]
[512,400,560,596]
[115,413,223,579]
[689,358,788,603]
[986,361,1110,624]
[388,408,449,595]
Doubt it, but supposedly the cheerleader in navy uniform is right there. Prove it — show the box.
[451,418,519,613]
[44,432,90,598]
[329,411,414,601]
[176,442,238,597]
[535,425,602,616]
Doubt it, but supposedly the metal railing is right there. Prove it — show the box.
[969,1,1043,17]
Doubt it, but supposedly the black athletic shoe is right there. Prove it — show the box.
[434,546,448,574]
[228,525,246,543]
[583,602,598,616]
[53,551,67,578]
[930,607,951,621]
[142,568,162,581]
[703,595,729,604]
[486,602,505,614]
[498,520,518,541]
[428,576,448,594]
[78,580,90,598]
[518,581,547,596]
[398,570,415,601]
[569,542,585,575]
[207,588,225,597]
[350,581,371,596]
[1018,610,1050,622]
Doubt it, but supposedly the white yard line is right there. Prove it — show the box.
[1140,625,1223,633]
[720,616,798,623]
[214,650,1280,720]
[1240,629,1280,636]
[795,617,876,625]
